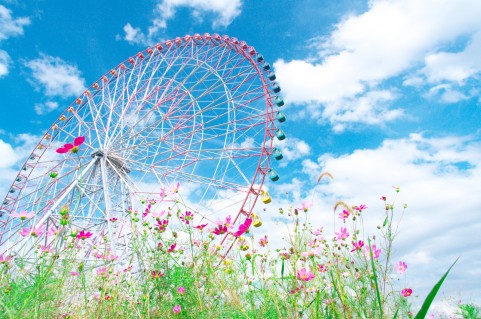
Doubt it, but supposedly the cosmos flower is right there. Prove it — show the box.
[364,244,381,260]
[401,288,413,297]
[296,268,315,282]
[0,254,12,265]
[9,210,35,220]
[56,136,85,154]
[233,218,252,237]
[259,235,268,247]
[194,223,208,231]
[213,225,227,235]
[351,240,364,252]
[338,209,350,220]
[335,227,349,242]
[396,261,408,274]
[76,230,93,240]
[19,225,45,237]
[173,305,181,314]
[180,211,194,224]
[297,201,313,212]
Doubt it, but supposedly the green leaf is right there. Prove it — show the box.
[414,257,459,319]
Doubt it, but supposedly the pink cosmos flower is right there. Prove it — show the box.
[364,244,381,260]
[297,201,313,212]
[194,223,208,231]
[354,204,367,212]
[97,267,109,278]
[233,218,252,237]
[151,210,166,220]
[171,182,180,194]
[296,268,315,282]
[9,210,35,220]
[396,261,408,274]
[39,245,53,254]
[317,264,328,273]
[180,211,194,224]
[20,225,45,237]
[351,240,364,252]
[259,235,268,247]
[222,215,234,230]
[213,225,227,235]
[177,286,185,294]
[70,271,80,277]
[335,227,349,242]
[56,136,85,154]
[173,305,181,314]
[109,217,118,222]
[76,230,93,240]
[0,254,12,265]
[151,270,164,279]
[338,209,350,220]
[401,288,412,297]
[47,226,64,237]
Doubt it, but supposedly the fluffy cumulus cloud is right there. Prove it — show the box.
[274,0,481,128]
[122,0,242,45]
[25,54,86,98]
[0,5,30,77]
[0,5,30,41]
[0,134,40,197]
[33,101,59,115]
[292,133,481,300]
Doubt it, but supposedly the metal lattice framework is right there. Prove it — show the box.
[0,33,285,266]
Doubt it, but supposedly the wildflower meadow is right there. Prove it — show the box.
[0,179,476,319]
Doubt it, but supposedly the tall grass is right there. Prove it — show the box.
[0,187,464,318]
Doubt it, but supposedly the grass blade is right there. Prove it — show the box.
[368,239,383,319]
[414,257,459,319]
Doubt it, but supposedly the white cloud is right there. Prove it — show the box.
[0,134,40,197]
[422,31,481,84]
[273,137,311,166]
[0,50,10,77]
[0,5,30,77]
[25,54,86,98]
[122,0,242,45]
[274,0,481,127]
[34,101,59,115]
[293,133,481,301]
[0,5,30,41]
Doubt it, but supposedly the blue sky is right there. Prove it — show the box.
[1,0,481,309]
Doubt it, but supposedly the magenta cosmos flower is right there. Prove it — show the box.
[401,288,413,297]
[173,305,181,314]
[296,268,315,282]
[180,211,194,224]
[76,230,93,240]
[233,218,252,237]
[9,210,35,220]
[213,224,227,235]
[177,286,185,294]
[351,240,364,252]
[56,136,85,154]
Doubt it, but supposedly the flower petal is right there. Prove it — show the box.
[74,136,85,146]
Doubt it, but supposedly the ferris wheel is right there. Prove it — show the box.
[0,33,286,266]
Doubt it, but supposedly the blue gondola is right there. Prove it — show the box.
[273,147,283,160]
[275,129,286,140]
[275,97,284,107]
[268,169,279,181]
[277,112,286,123]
